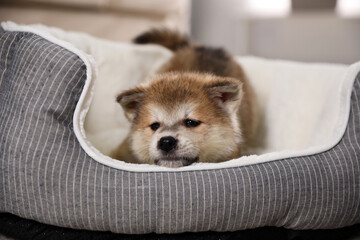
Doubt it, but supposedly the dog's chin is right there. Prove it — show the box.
[155,157,199,168]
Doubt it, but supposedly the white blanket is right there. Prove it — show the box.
[2,22,358,172]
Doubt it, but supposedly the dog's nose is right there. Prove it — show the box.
[158,136,178,153]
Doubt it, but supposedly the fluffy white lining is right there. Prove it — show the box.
[2,22,359,172]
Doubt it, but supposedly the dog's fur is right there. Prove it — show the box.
[111,29,258,168]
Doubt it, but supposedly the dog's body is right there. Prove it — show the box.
[111,29,258,168]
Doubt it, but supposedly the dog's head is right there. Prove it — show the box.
[116,72,243,168]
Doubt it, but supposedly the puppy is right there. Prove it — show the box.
[111,29,258,168]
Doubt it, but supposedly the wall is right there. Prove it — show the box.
[191,0,360,64]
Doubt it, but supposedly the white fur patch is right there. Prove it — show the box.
[229,112,242,144]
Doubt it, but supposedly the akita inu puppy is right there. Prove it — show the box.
[111,29,258,168]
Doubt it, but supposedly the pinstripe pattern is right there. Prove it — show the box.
[0,30,359,234]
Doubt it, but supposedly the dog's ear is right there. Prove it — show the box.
[205,78,243,113]
[116,87,145,121]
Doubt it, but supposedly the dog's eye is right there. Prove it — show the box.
[184,119,201,128]
[150,122,160,131]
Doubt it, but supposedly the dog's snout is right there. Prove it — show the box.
[158,136,178,153]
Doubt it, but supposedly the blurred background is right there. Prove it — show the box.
[0,0,360,64]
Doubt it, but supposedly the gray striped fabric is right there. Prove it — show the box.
[0,30,359,234]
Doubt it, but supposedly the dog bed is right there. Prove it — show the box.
[0,22,359,234]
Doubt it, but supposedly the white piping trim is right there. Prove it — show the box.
[2,21,359,172]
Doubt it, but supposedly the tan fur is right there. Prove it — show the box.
[157,48,258,147]
[111,29,258,167]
